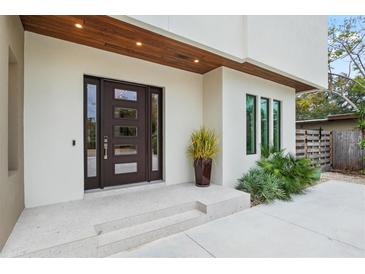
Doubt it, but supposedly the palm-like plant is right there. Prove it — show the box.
[260,145,282,159]
[257,150,320,197]
[237,168,286,205]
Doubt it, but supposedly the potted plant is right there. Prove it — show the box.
[187,127,218,187]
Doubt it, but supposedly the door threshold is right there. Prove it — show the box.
[84,181,166,200]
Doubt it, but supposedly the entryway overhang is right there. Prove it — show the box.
[20,15,316,92]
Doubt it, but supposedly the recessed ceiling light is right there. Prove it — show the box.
[194,59,199,63]
[136,42,143,46]
[75,23,83,29]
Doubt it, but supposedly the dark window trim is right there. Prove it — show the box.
[273,99,282,150]
[260,97,270,150]
[149,87,163,181]
[84,76,101,190]
[246,94,257,155]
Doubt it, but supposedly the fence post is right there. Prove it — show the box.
[304,130,308,158]
[330,131,333,168]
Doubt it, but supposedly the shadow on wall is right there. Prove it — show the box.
[0,15,24,251]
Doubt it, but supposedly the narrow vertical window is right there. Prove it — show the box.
[261,97,270,151]
[273,100,281,150]
[151,93,159,171]
[246,94,257,155]
[86,84,97,177]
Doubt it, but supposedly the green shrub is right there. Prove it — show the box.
[257,150,320,198]
[260,145,282,159]
[236,168,286,205]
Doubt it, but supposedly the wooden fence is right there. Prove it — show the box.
[296,129,332,170]
[296,129,364,171]
[332,130,364,171]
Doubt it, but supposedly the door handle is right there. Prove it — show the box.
[103,136,108,160]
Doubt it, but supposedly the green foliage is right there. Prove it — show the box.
[257,150,320,198]
[187,127,218,160]
[237,148,321,205]
[356,105,365,130]
[296,91,357,120]
[260,145,282,159]
[236,168,285,205]
[359,139,365,150]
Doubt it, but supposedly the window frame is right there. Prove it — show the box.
[273,99,282,150]
[84,76,101,189]
[149,87,163,181]
[260,97,270,151]
[246,94,257,155]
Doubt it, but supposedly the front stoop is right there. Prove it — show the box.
[2,184,250,257]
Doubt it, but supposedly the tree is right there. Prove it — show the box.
[296,16,365,120]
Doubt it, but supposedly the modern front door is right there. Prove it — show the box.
[84,76,163,190]
[102,80,147,187]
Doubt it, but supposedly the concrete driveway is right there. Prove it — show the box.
[112,180,365,257]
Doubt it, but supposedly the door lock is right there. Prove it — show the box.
[103,136,109,160]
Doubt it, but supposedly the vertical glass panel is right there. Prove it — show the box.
[87,84,97,177]
[114,144,137,155]
[114,107,137,119]
[273,100,281,150]
[113,126,137,137]
[115,162,137,174]
[151,94,159,171]
[114,89,137,101]
[246,94,256,155]
[261,97,269,151]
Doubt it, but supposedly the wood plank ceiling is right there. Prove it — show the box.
[20,15,315,92]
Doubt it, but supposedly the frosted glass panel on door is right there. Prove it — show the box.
[115,163,137,174]
[114,107,137,119]
[114,89,137,101]
[114,145,137,155]
[113,126,137,137]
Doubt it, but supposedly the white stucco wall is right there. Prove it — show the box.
[245,15,328,89]
[116,15,328,89]
[221,68,296,188]
[24,32,203,208]
[114,15,246,62]
[202,67,224,185]
[202,67,296,188]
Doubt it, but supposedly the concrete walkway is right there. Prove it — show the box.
[112,180,365,257]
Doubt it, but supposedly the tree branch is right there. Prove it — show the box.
[357,53,365,72]
[329,72,365,88]
[337,39,365,77]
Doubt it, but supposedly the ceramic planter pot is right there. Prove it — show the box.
[193,158,212,187]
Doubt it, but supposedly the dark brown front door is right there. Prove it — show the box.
[84,76,163,190]
[102,81,147,186]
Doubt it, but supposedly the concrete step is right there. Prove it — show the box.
[97,209,206,257]
[5,184,250,258]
